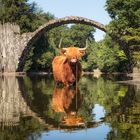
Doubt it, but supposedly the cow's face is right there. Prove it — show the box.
[61,46,86,63]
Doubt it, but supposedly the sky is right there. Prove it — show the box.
[29,0,111,41]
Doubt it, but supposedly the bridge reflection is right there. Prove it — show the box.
[1,75,137,130]
[0,76,102,129]
[0,75,139,139]
[0,76,45,127]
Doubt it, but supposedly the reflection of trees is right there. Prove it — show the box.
[2,74,139,138]
[105,86,140,140]
[0,76,44,140]
[20,75,130,127]
[20,76,94,127]
[20,76,109,129]
[79,76,140,139]
[79,76,128,114]
[18,75,60,126]
[0,76,44,125]
[0,116,44,140]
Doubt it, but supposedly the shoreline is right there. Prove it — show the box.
[119,72,140,86]
[0,71,140,86]
[0,71,128,76]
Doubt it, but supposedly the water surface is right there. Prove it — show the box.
[0,74,140,140]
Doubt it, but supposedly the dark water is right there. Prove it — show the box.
[0,74,140,140]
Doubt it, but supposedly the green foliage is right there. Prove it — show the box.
[106,0,140,27]
[0,0,54,33]
[0,0,57,72]
[46,25,69,54]
[105,0,140,68]
[106,86,140,140]
[46,24,95,48]
[23,48,34,72]
[85,35,128,72]
[133,52,140,68]
[21,10,57,72]
[37,52,54,71]
[89,41,118,71]
[64,24,95,48]
[0,116,44,140]
[0,0,38,32]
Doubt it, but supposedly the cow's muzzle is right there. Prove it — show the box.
[70,59,77,63]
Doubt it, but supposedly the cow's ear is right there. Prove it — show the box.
[79,50,85,56]
[61,49,66,55]
[61,48,67,55]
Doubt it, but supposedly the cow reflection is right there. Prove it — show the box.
[52,86,84,127]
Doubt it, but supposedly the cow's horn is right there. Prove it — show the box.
[58,38,63,48]
[79,39,88,51]
[62,48,68,51]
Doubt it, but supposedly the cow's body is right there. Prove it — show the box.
[52,55,82,86]
[52,46,86,86]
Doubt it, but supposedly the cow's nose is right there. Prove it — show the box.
[71,58,77,63]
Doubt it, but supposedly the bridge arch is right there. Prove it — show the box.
[28,16,106,46]
[18,16,107,71]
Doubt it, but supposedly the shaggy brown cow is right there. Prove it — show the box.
[52,41,88,86]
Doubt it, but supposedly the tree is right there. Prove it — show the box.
[47,24,95,49]
[105,0,140,71]
[23,12,55,72]
[36,52,54,72]
[0,0,39,32]
[66,24,95,47]
[85,35,128,72]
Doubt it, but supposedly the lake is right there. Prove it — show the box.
[0,74,140,140]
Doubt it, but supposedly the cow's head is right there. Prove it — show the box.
[61,40,88,63]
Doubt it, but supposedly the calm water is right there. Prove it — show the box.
[0,74,140,140]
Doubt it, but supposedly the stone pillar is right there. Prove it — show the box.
[0,76,46,126]
[0,23,21,72]
[0,23,33,73]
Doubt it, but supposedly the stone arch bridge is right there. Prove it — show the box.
[1,16,106,72]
